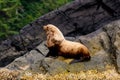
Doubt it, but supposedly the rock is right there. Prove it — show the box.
[4,20,120,75]
[38,50,111,75]
[38,29,111,75]
[0,46,25,67]
[0,1,120,79]
[1,18,120,80]
[5,41,49,71]
[28,20,120,75]
[78,20,120,73]
[40,57,69,75]
[36,41,49,56]
[65,37,76,41]
[0,0,120,67]
[6,50,45,71]
[103,20,120,73]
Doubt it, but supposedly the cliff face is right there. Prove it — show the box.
[0,0,120,79]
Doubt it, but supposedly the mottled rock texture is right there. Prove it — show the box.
[0,0,120,76]
[5,20,120,75]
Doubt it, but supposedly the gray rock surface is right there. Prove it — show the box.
[5,20,120,75]
[103,21,120,73]
[0,0,120,67]
[0,0,120,76]
[6,42,47,71]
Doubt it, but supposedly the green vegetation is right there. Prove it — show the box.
[0,0,73,40]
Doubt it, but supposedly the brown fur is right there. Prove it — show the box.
[43,24,91,63]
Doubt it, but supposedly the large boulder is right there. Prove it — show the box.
[103,21,120,73]
[6,41,48,71]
